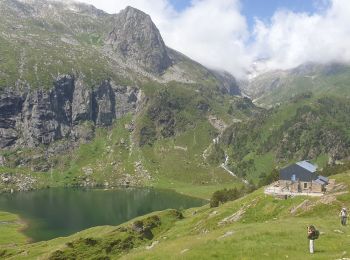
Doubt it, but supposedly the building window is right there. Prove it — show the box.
[304,183,308,189]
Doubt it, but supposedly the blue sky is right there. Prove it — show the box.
[171,0,324,29]
[241,0,318,29]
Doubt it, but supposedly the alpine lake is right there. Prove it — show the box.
[0,188,206,242]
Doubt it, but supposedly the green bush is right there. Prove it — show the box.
[210,188,240,208]
[321,161,350,177]
[258,168,279,187]
[210,184,259,208]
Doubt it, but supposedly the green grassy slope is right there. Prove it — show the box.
[0,211,27,248]
[2,171,349,259]
[219,94,350,183]
[0,0,126,89]
[250,64,350,107]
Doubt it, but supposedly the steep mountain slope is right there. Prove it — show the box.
[226,63,350,183]
[0,0,245,195]
[214,94,350,183]
[1,170,349,259]
[242,62,350,107]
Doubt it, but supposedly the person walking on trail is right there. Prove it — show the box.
[307,225,319,254]
[340,207,348,226]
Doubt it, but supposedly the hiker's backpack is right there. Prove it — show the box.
[312,229,320,240]
[342,209,347,217]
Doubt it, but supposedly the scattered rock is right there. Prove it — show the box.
[319,195,337,204]
[209,211,218,217]
[180,249,189,254]
[0,156,6,166]
[218,231,234,239]
[331,183,348,193]
[208,115,227,132]
[202,229,209,234]
[290,200,313,215]
[218,208,245,226]
[218,198,259,226]
[174,146,187,151]
[146,240,158,250]
[82,167,93,175]
[0,173,36,192]
[125,122,135,132]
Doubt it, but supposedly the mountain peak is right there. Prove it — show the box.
[107,6,172,74]
[123,5,147,15]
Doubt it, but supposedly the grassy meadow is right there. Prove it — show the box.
[0,171,349,259]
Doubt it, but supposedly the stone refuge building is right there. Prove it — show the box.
[279,161,329,193]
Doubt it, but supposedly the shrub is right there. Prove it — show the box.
[210,188,240,207]
[258,168,279,187]
[321,161,350,177]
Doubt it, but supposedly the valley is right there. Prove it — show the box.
[0,0,350,259]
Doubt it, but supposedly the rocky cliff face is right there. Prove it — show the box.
[0,75,142,148]
[107,6,172,74]
[210,70,241,95]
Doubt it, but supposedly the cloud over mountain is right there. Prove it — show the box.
[252,0,350,71]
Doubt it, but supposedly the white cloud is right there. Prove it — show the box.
[65,0,251,78]
[58,0,350,78]
[164,0,251,78]
[252,0,350,71]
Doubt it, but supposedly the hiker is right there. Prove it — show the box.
[307,225,319,254]
[340,207,348,226]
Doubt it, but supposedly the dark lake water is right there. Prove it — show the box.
[0,188,206,242]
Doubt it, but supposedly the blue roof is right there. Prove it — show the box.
[280,164,318,182]
[314,179,324,185]
[317,175,329,184]
[296,161,317,173]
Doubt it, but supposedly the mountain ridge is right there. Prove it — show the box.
[241,62,350,106]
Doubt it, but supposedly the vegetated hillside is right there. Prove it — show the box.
[1,170,349,259]
[219,94,350,182]
[0,0,247,196]
[243,62,350,107]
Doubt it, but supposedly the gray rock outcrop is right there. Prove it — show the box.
[93,80,116,126]
[0,75,142,149]
[0,90,24,147]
